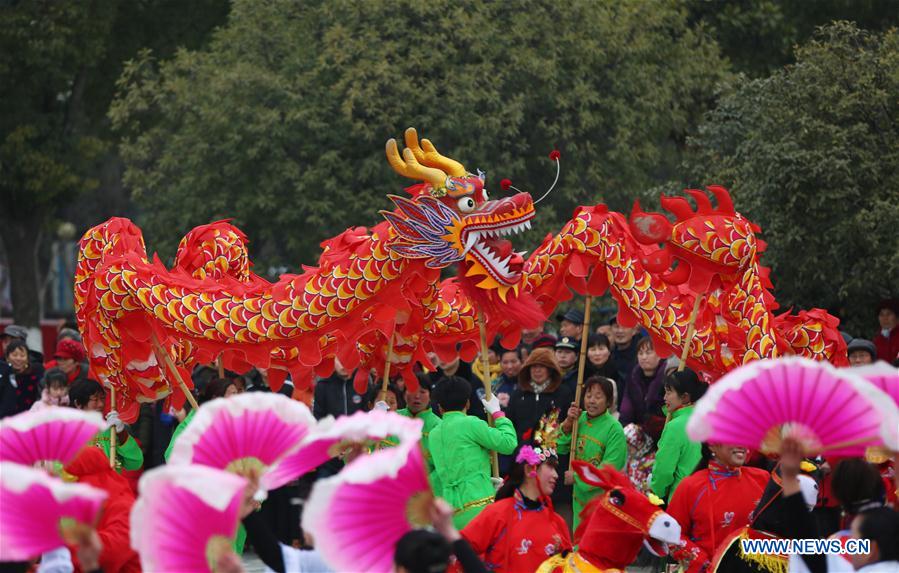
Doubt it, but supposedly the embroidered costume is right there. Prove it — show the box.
[461,489,571,573]
[557,410,626,530]
[429,411,517,528]
[667,461,769,573]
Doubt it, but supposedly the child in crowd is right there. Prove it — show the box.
[650,369,706,501]
[30,367,69,411]
[429,376,517,528]
[624,423,655,494]
[558,376,626,530]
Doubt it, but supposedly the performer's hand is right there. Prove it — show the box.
[72,527,103,572]
[780,436,804,479]
[779,436,804,497]
[215,550,247,573]
[239,468,261,519]
[481,394,501,415]
[564,470,574,485]
[106,410,125,433]
[567,404,581,420]
[430,498,460,542]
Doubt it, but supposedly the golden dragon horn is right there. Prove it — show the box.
[385,137,447,190]
[404,127,466,177]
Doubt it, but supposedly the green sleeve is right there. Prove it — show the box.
[556,427,572,455]
[165,409,195,461]
[603,423,627,471]
[470,416,518,455]
[650,424,681,499]
[118,434,144,470]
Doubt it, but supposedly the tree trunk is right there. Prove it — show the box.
[0,213,43,327]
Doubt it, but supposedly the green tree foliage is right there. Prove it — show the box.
[682,22,898,335]
[110,0,729,268]
[685,0,899,76]
[0,0,228,325]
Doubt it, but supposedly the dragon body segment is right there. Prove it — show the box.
[76,129,846,421]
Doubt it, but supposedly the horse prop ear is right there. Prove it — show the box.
[572,461,633,491]
[572,460,606,487]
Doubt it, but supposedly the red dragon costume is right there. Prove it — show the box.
[75,128,847,422]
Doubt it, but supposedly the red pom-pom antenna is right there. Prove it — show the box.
[549,150,561,161]
[500,178,512,191]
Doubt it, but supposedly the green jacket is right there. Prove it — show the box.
[650,405,701,501]
[396,407,442,475]
[90,429,144,472]
[428,411,517,528]
[164,408,246,554]
[557,411,627,531]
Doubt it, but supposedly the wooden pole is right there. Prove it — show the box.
[216,355,225,378]
[151,333,200,410]
[108,386,117,469]
[568,296,592,471]
[477,312,500,478]
[378,332,396,402]
[678,295,703,372]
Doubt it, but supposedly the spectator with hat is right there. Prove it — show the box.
[847,338,877,367]
[556,308,585,341]
[55,337,89,385]
[554,336,581,394]
[874,298,899,363]
[506,347,574,445]
[1,324,43,365]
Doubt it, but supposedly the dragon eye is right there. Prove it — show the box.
[457,197,476,213]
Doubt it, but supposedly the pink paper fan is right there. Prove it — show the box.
[263,410,423,491]
[852,362,899,405]
[168,393,315,477]
[0,462,107,560]
[130,465,247,572]
[0,409,106,466]
[302,439,432,572]
[688,357,899,456]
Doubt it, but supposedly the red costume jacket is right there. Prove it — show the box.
[460,490,571,573]
[64,447,141,573]
[667,462,769,573]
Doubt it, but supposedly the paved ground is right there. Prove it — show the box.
[241,550,657,572]
[242,552,267,572]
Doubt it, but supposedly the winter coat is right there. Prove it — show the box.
[618,360,668,438]
[312,373,368,420]
[6,362,43,413]
[874,325,899,362]
[506,347,574,441]
[29,387,69,411]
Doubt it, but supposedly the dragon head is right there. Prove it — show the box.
[381,128,535,300]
